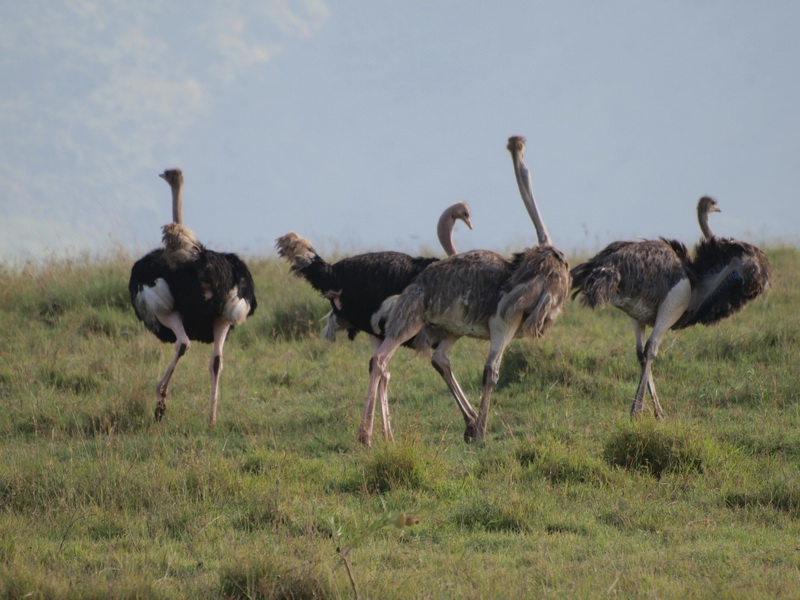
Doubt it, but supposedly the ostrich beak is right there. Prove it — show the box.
[464,217,473,230]
[159,172,167,180]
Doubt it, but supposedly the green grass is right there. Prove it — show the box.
[0,246,798,598]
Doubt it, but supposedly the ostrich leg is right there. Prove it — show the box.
[208,318,231,426]
[631,319,664,418]
[361,337,406,446]
[370,335,394,443]
[430,335,479,440]
[153,312,191,422]
[630,279,691,417]
[472,313,522,442]
[361,307,426,445]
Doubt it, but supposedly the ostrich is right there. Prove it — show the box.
[360,136,570,446]
[275,201,472,345]
[570,195,770,418]
[320,201,473,341]
[275,202,472,442]
[129,169,257,425]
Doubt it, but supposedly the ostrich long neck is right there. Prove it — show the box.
[171,180,184,224]
[437,210,459,256]
[508,137,551,246]
[698,205,715,240]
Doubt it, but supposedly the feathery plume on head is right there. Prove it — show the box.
[275,232,318,270]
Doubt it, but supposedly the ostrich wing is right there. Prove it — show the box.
[673,238,770,329]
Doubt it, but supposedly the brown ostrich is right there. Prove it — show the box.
[360,136,570,445]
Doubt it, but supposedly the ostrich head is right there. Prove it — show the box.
[275,232,318,269]
[448,201,473,230]
[507,135,526,155]
[698,196,721,215]
[437,201,473,256]
[697,196,721,240]
[159,169,184,188]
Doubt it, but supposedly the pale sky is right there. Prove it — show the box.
[1,1,798,263]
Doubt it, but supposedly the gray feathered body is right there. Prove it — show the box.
[570,239,688,326]
[570,236,770,329]
[387,246,570,342]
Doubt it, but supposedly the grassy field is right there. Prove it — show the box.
[0,245,798,599]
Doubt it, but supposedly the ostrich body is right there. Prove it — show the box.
[360,136,570,445]
[323,201,472,341]
[129,169,257,425]
[275,201,472,345]
[570,195,770,418]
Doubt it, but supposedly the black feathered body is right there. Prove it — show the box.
[290,250,438,340]
[674,237,771,329]
[129,246,257,344]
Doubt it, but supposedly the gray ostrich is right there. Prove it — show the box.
[570,195,771,418]
[360,136,570,446]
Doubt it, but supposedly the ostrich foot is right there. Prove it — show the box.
[629,403,644,420]
[154,399,166,422]
[463,420,481,444]
[357,428,372,447]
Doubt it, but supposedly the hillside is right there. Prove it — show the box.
[0,246,798,598]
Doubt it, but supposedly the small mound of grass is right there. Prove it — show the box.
[515,436,611,485]
[603,421,704,478]
[354,442,432,494]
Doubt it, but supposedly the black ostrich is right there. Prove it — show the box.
[129,169,257,425]
[570,195,771,418]
[318,202,473,342]
[275,203,472,441]
[275,202,472,347]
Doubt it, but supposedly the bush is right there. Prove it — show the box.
[358,442,431,494]
[603,421,704,478]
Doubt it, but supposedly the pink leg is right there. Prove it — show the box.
[630,279,691,418]
[360,338,403,446]
[154,312,190,422]
[472,313,522,442]
[208,319,231,426]
[631,319,663,418]
[430,335,478,438]
[370,336,394,443]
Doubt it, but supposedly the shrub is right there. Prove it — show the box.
[359,442,431,494]
[603,421,704,478]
